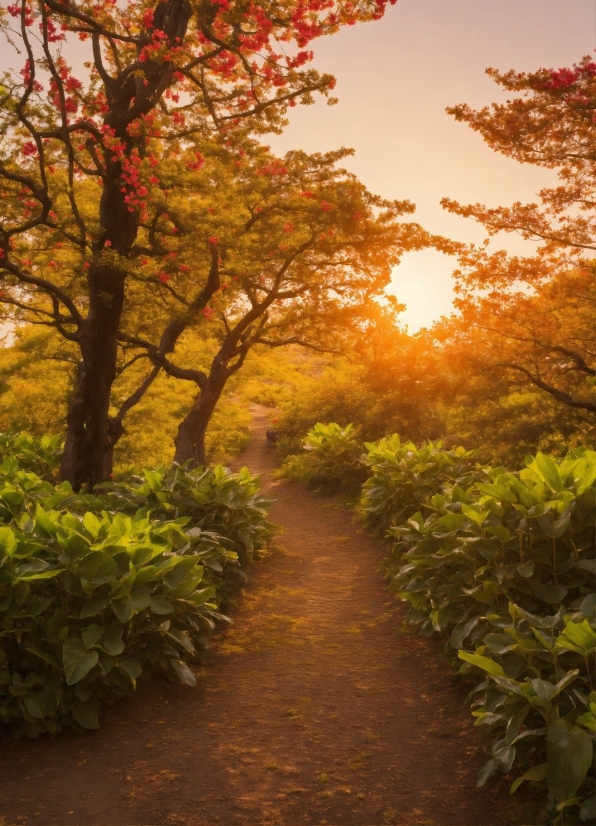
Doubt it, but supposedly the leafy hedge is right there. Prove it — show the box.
[0,433,63,480]
[280,422,365,490]
[0,436,272,739]
[360,435,478,532]
[387,448,596,824]
[286,424,596,824]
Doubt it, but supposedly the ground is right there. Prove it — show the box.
[0,407,530,826]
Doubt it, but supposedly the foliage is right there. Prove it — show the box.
[440,56,596,417]
[281,422,364,490]
[0,432,63,481]
[444,385,593,471]
[269,342,451,455]
[391,449,596,635]
[458,606,596,825]
[360,435,478,532]
[388,448,596,823]
[0,438,272,738]
[96,464,273,567]
[0,505,236,738]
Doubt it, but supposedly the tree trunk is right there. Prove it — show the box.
[173,384,221,467]
[61,261,125,489]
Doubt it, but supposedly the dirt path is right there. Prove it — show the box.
[0,407,519,826]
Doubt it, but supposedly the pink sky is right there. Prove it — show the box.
[269,0,596,330]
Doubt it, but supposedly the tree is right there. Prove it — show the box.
[439,56,596,417]
[440,264,595,415]
[111,144,429,465]
[0,0,396,488]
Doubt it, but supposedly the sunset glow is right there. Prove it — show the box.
[269,0,595,329]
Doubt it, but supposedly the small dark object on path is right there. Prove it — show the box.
[266,428,278,443]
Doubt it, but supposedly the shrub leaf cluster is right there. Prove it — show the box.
[0,434,272,739]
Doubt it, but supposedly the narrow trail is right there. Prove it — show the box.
[0,407,517,826]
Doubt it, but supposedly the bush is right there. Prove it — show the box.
[391,449,595,639]
[0,433,63,481]
[359,435,479,532]
[0,442,273,738]
[280,423,365,490]
[96,464,273,566]
[389,448,596,823]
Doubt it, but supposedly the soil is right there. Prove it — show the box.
[0,406,528,826]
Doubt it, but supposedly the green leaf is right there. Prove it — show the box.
[477,758,497,788]
[579,593,596,620]
[78,551,117,585]
[558,620,596,654]
[16,568,62,582]
[534,453,564,492]
[72,702,99,730]
[510,763,547,795]
[111,589,150,623]
[103,624,125,656]
[458,651,505,677]
[516,560,535,578]
[492,739,515,773]
[82,511,101,538]
[575,712,596,733]
[506,706,530,746]
[546,720,593,803]
[62,639,99,685]
[167,629,195,655]
[531,580,568,605]
[188,587,217,607]
[163,557,200,589]
[80,594,110,619]
[576,558,596,574]
[170,658,196,687]
[149,596,175,615]
[450,617,479,650]
[438,513,467,531]
[0,526,17,556]
[475,482,517,503]
[81,624,103,649]
[461,504,490,526]
[23,694,46,720]
[580,794,596,822]
[117,655,142,681]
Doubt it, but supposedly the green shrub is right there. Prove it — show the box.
[389,448,596,823]
[391,449,595,637]
[0,441,273,739]
[0,433,63,481]
[0,508,233,738]
[280,422,365,490]
[458,604,595,825]
[96,464,273,566]
[360,435,478,532]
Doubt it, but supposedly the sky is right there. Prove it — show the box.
[268,0,596,330]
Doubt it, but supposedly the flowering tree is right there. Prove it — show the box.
[108,143,429,465]
[0,0,396,488]
[439,57,596,415]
